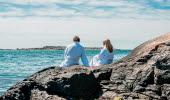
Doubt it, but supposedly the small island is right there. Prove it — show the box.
[0,46,120,50]
[0,46,120,51]
[17,46,104,50]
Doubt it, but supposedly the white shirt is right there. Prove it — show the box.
[90,49,114,66]
[60,42,89,67]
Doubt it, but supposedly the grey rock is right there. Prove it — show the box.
[0,66,99,100]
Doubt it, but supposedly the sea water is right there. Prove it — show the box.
[0,50,131,95]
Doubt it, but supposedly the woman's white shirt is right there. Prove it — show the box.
[90,49,114,66]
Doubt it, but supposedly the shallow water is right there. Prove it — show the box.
[0,50,131,95]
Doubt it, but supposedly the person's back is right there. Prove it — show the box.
[90,39,114,66]
[60,36,89,67]
[65,42,84,63]
[97,49,114,65]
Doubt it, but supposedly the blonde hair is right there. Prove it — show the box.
[103,39,113,53]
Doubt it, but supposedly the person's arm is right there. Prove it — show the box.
[64,46,68,59]
[81,48,89,66]
[97,49,107,60]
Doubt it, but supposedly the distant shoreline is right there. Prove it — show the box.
[0,46,122,50]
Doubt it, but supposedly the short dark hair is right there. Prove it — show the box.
[73,36,80,42]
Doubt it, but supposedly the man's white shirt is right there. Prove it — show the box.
[60,42,89,67]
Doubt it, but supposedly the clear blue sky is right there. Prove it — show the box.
[0,0,170,49]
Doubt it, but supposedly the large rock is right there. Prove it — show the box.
[107,33,170,100]
[0,32,170,100]
[0,66,99,100]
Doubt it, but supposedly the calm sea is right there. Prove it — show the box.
[0,50,131,95]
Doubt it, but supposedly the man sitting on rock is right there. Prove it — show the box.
[59,36,89,67]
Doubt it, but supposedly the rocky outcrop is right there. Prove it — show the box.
[1,33,170,100]
[0,67,100,100]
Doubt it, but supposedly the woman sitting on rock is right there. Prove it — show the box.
[90,39,114,66]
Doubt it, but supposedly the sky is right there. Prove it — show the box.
[0,0,170,49]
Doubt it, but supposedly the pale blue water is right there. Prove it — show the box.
[0,50,131,95]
